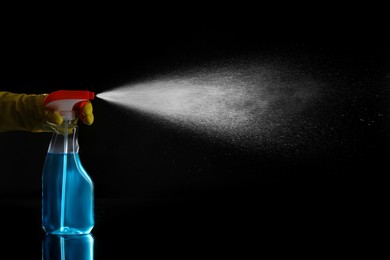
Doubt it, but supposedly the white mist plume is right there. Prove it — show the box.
[97,59,321,147]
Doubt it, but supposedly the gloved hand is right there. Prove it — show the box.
[0,91,94,133]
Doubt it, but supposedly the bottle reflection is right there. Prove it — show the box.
[43,233,94,260]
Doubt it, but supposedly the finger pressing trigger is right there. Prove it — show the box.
[75,101,94,125]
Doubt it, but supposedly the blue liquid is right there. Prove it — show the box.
[42,152,94,235]
[43,234,94,260]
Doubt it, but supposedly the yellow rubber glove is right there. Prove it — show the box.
[0,91,94,133]
[74,101,94,126]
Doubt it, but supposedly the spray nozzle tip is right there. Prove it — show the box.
[89,92,95,100]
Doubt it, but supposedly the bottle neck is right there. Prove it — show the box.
[47,121,79,154]
[60,111,76,121]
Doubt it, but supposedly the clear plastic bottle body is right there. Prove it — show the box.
[43,234,94,260]
[42,124,94,235]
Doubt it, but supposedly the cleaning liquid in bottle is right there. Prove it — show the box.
[42,90,95,235]
[43,233,94,259]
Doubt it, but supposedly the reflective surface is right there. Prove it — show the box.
[43,234,93,260]
[0,187,375,258]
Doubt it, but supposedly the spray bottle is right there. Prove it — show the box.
[42,90,95,235]
[43,234,94,259]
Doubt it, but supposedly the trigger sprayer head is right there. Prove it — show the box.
[44,90,95,120]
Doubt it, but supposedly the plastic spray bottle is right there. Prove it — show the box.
[43,234,94,259]
[42,90,95,235]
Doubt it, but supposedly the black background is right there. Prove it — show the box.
[0,3,389,258]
